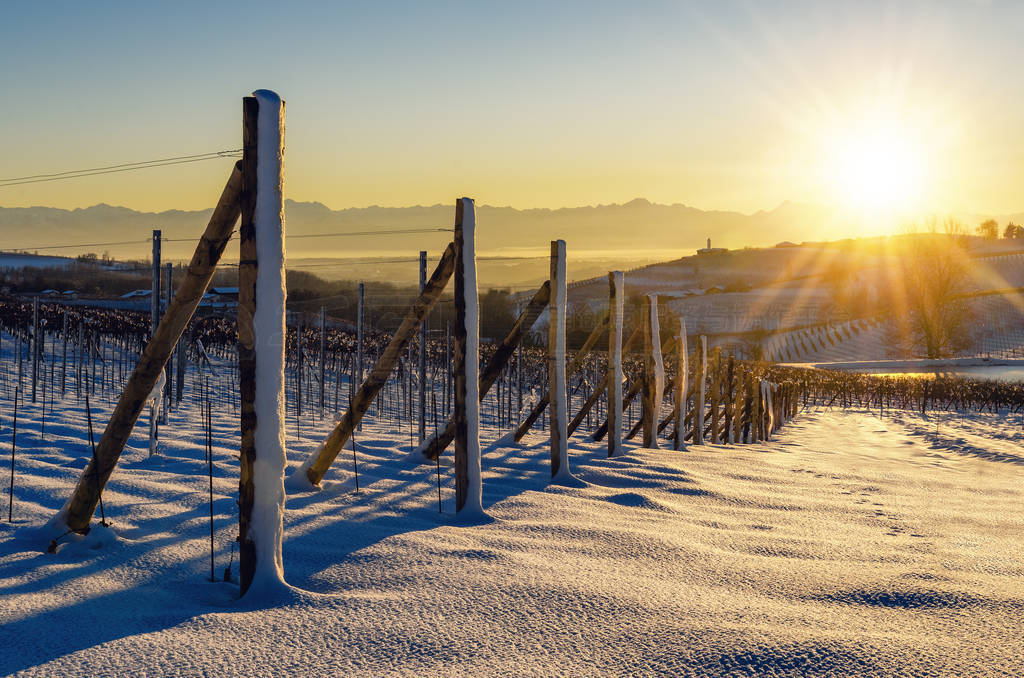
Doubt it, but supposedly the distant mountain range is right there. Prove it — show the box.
[2,199,1020,265]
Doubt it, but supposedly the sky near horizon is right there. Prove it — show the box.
[2,1,1022,219]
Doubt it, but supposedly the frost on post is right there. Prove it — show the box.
[607,271,624,457]
[694,335,708,445]
[454,197,484,517]
[674,317,688,451]
[549,239,574,481]
[244,89,289,596]
[647,294,664,450]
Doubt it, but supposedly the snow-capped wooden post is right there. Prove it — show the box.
[641,295,664,449]
[418,251,427,442]
[548,239,572,479]
[52,162,243,535]
[453,198,483,513]
[607,271,624,457]
[674,318,688,451]
[237,90,288,597]
[693,335,708,445]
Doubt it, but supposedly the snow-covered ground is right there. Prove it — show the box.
[1,381,1022,675]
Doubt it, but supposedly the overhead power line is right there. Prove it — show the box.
[0,150,242,187]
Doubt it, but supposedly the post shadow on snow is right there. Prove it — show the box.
[283,427,717,593]
[0,495,245,676]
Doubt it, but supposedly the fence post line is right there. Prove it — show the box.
[454,198,483,513]
[607,271,625,457]
[548,239,571,478]
[319,306,327,414]
[418,251,427,442]
[237,90,288,598]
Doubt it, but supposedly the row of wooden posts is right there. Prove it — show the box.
[48,91,802,598]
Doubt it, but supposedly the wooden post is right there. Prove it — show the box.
[175,328,187,404]
[674,318,688,451]
[709,349,721,443]
[641,294,663,448]
[53,163,243,535]
[299,242,457,485]
[418,251,427,442]
[31,298,39,404]
[164,262,173,408]
[237,90,287,597]
[453,198,483,513]
[513,310,609,442]
[607,271,624,457]
[694,335,707,445]
[548,239,571,479]
[356,282,364,431]
[151,230,161,338]
[320,306,327,414]
[418,280,550,461]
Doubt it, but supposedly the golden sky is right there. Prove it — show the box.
[2,1,1022,224]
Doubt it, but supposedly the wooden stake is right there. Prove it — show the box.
[56,162,243,534]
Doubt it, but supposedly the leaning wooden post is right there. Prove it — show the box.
[693,335,708,445]
[418,279,550,461]
[49,163,243,535]
[453,198,484,514]
[513,309,609,443]
[237,89,288,598]
[673,318,688,451]
[296,242,456,485]
[607,271,624,457]
[549,239,572,479]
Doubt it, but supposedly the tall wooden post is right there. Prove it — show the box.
[319,306,327,414]
[418,251,427,442]
[31,298,39,403]
[151,230,161,338]
[607,271,624,457]
[641,295,663,449]
[237,90,288,597]
[356,282,364,431]
[454,198,483,514]
[694,335,707,445]
[674,318,688,451]
[549,239,571,479]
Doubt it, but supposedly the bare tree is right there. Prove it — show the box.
[895,218,973,358]
[977,218,999,239]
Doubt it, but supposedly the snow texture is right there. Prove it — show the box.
[459,197,484,516]
[676,317,688,450]
[648,294,664,451]
[695,335,708,445]
[550,239,574,482]
[249,89,288,596]
[608,271,624,457]
[3,382,1023,676]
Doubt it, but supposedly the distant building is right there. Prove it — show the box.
[120,289,152,299]
[697,238,728,255]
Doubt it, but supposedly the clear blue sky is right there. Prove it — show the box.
[2,1,1022,217]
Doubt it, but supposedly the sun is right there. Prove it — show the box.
[826,124,926,211]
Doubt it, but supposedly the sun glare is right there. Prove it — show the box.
[827,124,926,211]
